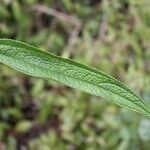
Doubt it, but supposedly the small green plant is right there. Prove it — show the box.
[0,39,150,118]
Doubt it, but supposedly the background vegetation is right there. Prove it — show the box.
[0,0,150,149]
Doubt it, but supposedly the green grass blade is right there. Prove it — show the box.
[0,39,150,118]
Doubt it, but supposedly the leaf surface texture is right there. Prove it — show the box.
[0,39,150,118]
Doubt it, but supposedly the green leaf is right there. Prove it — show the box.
[0,39,150,118]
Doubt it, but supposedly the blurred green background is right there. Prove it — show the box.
[0,0,150,149]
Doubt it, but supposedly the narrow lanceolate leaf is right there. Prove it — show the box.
[0,39,150,118]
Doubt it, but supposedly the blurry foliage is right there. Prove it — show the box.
[0,0,150,149]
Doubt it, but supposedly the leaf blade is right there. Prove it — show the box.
[0,39,150,118]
